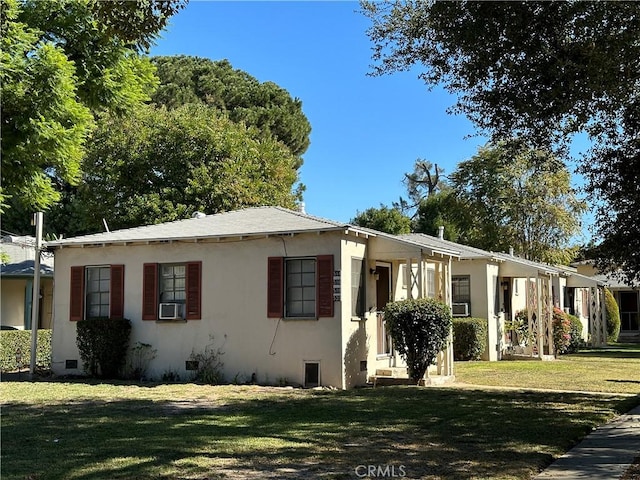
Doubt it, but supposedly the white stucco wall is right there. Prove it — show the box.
[51,232,352,387]
[451,260,502,361]
[339,237,369,389]
[1,280,26,329]
[1,278,53,329]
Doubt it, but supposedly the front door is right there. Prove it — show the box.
[376,265,391,311]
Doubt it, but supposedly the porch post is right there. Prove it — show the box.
[536,277,544,359]
[546,275,554,357]
[590,287,607,347]
[405,258,413,300]
[417,256,424,299]
[444,256,454,377]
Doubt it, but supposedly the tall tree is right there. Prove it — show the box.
[351,205,411,235]
[362,1,640,281]
[580,100,640,285]
[399,159,446,216]
[1,0,186,212]
[151,56,311,161]
[63,104,303,234]
[449,142,586,264]
[413,189,468,242]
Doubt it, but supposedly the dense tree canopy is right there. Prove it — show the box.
[1,0,186,212]
[58,104,303,234]
[448,142,586,264]
[351,205,411,234]
[151,55,311,160]
[362,0,640,282]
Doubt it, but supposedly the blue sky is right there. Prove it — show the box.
[151,1,590,238]
[150,1,489,223]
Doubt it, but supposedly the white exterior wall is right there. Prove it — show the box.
[1,278,53,329]
[451,260,502,361]
[511,278,528,317]
[51,233,350,388]
[339,237,369,389]
[1,280,26,329]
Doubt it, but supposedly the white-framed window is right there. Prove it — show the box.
[285,258,316,318]
[85,266,111,318]
[351,257,365,318]
[160,264,186,304]
[427,267,436,298]
[452,275,471,305]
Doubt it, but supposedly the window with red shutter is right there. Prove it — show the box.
[69,266,84,321]
[142,263,158,320]
[272,255,335,319]
[268,257,284,318]
[110,265,125,319]
[316,255,334,317]
[185,261,201,320]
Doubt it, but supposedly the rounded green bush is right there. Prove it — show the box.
[384,298,451,383]
[604,288,621,343]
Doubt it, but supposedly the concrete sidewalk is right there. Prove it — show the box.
[534,404,640,479]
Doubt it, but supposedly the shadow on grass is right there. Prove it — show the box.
[2,386,637,480]
[573,345,640,360]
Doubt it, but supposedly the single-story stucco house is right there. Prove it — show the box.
[399,234,607,360]
[46,207,460,388]
[1,235,54,330]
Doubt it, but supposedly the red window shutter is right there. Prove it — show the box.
[110,265,125,319]
[267,257,284,318]
[142,263,158,320]
[70,266,84,321]
[185,261,202,320]
[317,255,334,317]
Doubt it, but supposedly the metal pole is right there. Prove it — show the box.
[29,212,43,379]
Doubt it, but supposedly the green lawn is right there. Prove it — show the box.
[455,344,640,395]
[1,345,639,480]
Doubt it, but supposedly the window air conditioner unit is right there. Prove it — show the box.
[159,303,182,320]
[452,303,470,317]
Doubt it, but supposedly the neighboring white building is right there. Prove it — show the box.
[47,207,460,388]
[400,234,607,360]
[1,236,54,330]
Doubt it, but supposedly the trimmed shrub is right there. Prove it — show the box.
[453,318,488,361]
[76,318,132,378]
[384,298,452,384]
[566,313,584,353]
[552,307,572,355]
[0,329,52,372]
[604,288,621,343]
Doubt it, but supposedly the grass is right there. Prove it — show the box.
[455,343,640,395]
[1,345,639,480]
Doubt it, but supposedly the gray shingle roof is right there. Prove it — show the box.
[46,207,350,247]
[399,233,496,260]
[44,207,462,259]
[1,236,54,277]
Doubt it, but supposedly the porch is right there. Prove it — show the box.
[365,234,460,385]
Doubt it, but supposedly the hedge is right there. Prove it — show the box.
[76,318,131,378]
[0,329,52,372]
[453,318,488,361]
